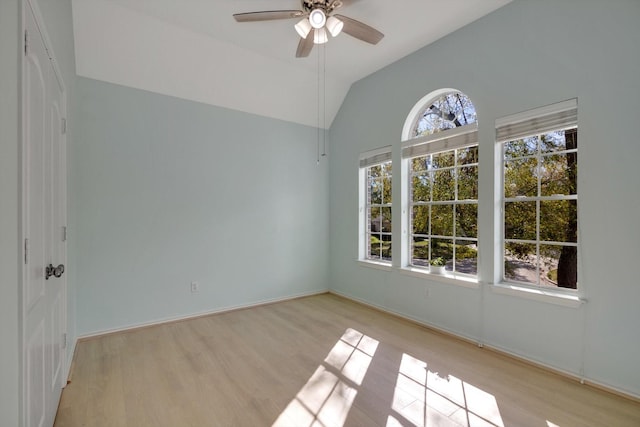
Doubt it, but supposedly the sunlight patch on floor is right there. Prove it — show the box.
[273,328,379,427]
[325,328,379,386]
[391,353,504,427]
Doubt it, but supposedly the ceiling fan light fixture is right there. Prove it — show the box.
[314,27,328,44]
[295,18,312,38]
[325,16,343,37]
[309,9,326,29]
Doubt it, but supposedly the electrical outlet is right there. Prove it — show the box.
[190,281,199,293]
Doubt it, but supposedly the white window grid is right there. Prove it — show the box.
[409,146,478,277]
[501,129,578,288]
[365,162,392,262]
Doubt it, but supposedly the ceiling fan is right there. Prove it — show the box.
[233,0,384,58]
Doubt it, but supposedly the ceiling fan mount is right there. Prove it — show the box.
[300,0,343,14]
[233,0,384,58]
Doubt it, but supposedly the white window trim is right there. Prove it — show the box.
[491,282,583,308]
[358,259,393,271]
[401,124,478,158]
[496,98,577,142]
[398,266,479,288]
[497,98,580,293]
[400,90,479,281]
[359,146,393,266]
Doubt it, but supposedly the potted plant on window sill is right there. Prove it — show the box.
[429,257,446,275]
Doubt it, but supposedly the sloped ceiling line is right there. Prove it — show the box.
[72,0,511,128]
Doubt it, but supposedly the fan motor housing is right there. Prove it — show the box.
[303,0,342,13]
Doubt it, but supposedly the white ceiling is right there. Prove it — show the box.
[72,0,511,128]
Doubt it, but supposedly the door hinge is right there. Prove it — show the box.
[62,333,67,349]
[24,238,29,264]
[24,30,28,56]
[61,118,67,135]
[62,226,67,242]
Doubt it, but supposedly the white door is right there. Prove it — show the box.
[23,1,67,426]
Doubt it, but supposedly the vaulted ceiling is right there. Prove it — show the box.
[72,0,511,128]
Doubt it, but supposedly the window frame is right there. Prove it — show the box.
[400,90,479,280]
[497,99,579,293]
[359,146,393,267]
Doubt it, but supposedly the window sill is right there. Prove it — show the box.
[398,267,479,289]
[357,260,393,271]
[491,283,584,308]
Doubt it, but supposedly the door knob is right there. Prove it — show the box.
[45,263,65,280]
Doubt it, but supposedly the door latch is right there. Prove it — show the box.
[45,263,65,280]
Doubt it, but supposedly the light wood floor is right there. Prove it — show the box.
[54,293,640,427]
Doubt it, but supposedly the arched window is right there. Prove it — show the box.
[409,91,477,138]
[402,90,478,278]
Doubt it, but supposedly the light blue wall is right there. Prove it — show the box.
[329,0,640,397]
[74,78,329,335]
[0,1,22,424]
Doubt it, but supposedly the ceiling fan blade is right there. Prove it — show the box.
[296,31,315,58]
[333,14,384,45]
[328,0,360,11]
[233,10,303,22]
[338,0,361,6]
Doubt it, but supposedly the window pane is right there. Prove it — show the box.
[448,92,477,126]
[369,177,382,204]
[431,204,453,236]
[544,244,577,289]
[368,235,381,260]
[432,151,455,169]
[412,236,429,267]
[458,165,478,200]
[412,173,431,202]
[504,159,538,198]
[368,165,382,177]
[433,169,455,201]
[504,242,536,284]
[540,200,577,243]
[380,207,392,232]
[504,136,538,159]
[539,244,562,287]
[382,177,393,204]
[431,238,452,269]
[457,146,478,165]
[381,235,392,261]
[456,242,478,275]
[540,152,577,196]
[456,204,477,238]
[504,201,536,240]
[413,92,477,137]
[369,207,381,233]
[412,205,430,235]
[539,129,577,153]
[412,156,430,173]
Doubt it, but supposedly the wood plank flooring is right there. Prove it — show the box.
[54,293,640,426]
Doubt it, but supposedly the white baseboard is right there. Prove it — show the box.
[329,289,480,344]
[328,290,640,402]
[77,288,328,340]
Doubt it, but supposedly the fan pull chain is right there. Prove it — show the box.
[322,43,327,157]
[317,40,321,165]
